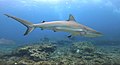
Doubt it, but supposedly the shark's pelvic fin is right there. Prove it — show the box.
[4,14,34,36]
[68,14,76,21]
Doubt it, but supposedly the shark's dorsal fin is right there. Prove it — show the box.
[68,14,76,22]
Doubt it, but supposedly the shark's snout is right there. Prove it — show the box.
[83,31,103,37]
[94,31,102,35]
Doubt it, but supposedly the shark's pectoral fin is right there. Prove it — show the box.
[67,32,79,38]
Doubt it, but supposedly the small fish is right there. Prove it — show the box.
[4,14,102,38]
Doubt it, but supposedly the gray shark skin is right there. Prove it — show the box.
[4,14,102,38]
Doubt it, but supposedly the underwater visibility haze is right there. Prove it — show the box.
[0,0,120,65]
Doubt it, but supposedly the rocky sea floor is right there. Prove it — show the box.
[0,39,120,65]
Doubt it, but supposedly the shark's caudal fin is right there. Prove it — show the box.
[4,14,34,36]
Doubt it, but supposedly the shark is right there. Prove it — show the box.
[4,14,102,38]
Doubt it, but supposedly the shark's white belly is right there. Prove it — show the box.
[55,27,83,32]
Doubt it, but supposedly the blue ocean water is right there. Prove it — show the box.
[0,0,120,44]
[1,0,120,65]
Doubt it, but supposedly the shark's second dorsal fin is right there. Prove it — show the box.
[68,14,76,22]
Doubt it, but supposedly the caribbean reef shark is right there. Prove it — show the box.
[4,14,102,38]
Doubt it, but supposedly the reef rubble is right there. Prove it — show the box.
[0,41,120,65]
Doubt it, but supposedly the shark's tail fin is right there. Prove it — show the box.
[4,14,34,36]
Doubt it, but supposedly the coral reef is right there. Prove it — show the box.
[71,41,95,53]
[13,43,56,61]
[70,41,120,65]
[0,40,120,65]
